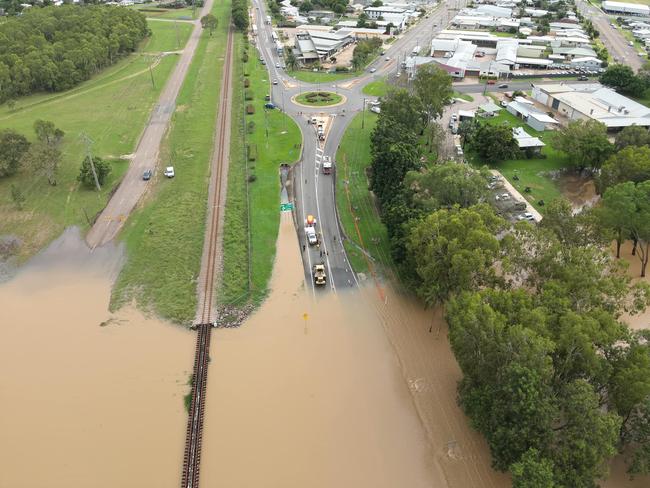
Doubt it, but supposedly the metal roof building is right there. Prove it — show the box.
[602,1,650,15]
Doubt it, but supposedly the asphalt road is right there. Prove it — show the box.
[576,0,644,71]
[86,0,216,248]
[251,0,471,293]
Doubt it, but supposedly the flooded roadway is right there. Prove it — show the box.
[1,226,649,487]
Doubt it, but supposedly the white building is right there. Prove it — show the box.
[569,56,603,68]
[532,83,650,130]
[602,1,650,16]
[364,6,407,19]
[512,127,545,152]
[507,100,558,131]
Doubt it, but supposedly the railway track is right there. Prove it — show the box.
[180,25,234,488]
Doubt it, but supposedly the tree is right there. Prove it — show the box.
[551,119,613,170]
[232,0,249,31]
[77,156,112,188]
[405,204,505,306]
[599,145,650,192]
[23,142,62,186]
[600,64,647,95]
[285,49,298,71]
[370,131,420,204]
[371,0,383,5]
[0,129,30,177]
[614,124,650,150]
[631,180,650,277]
[466,122,518,163]
[412,63,453,122]
[404,162,489,211]
[623,395,650,477]
[511,449,556,488]
[356,12,369,28]
[539,198,606,248]
[376,88,423,134]
[33,119,64,146]
[200,14,218,36]
[598,182,638,258]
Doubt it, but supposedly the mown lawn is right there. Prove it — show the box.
[141,19,194,52]
[362,78,389,97]
[0,20,185,261]
[335,112,393,275]
[295,91,343,106]
[219,41,301,305]
[288,70,358,83]
[111,0,231,323]
[475,110,568,212]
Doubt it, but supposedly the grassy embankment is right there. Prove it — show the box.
[294,91,343,106]
[0,20,188,261]
[111,0,231,323]
[475,110,566,211]
[219,35,302,306]
[288,70,358,83]
[335,112,393,275]
[134,5,198,20]
[362,78,389,97]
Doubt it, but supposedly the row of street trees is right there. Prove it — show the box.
[0,5,149,103]
[232,0,248,31]
[371,63,650,484]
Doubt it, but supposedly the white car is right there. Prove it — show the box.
[164,166,175,178]
[495,193,510,201]
[369,67,377,73]
[517,212,535,221]
[451,114,458,121]
[272,79,278,85]
[385,56,391,61]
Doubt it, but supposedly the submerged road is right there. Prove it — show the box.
[251,0,467,292]
[86,0,215,249]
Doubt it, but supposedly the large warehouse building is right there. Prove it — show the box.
[602,1,650,16]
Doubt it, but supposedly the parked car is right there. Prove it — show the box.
[265,102,276,109]
[578,75,588,81]
[495,193,510,201]
[369,67,377,73]
[164,166,175,178]
[517,212,535,221]
[451,114,458,121]
[385,56,391,61]
[142,169,152,181]
[275,62,280,68]
[498,83,508,88]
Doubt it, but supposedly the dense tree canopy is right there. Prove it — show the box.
[600,64,648,96]
[412,64,453,122]
[232,0,249,31]
[0,5,149,102]
[464,122,518,164]
[599,145,650,193]
[551,119,613,170]
[0,129,30,178]
[614,124,650,151]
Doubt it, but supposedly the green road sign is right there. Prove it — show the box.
[280,202,294,212]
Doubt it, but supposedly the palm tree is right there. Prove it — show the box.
[286,50,298,72]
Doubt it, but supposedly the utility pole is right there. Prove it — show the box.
[361,97,366,129]
[80,133,101,192]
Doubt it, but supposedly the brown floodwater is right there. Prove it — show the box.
[557,172,599,212]
[0,228,192,488]
[1,222,649,488]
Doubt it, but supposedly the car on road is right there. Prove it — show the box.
[385,56,391,61]
[272,79,278,85]
[261,59,266,65]
[275,62,280,68]
[164,166,175,178]
[498,83,508,88]
[369,67,377,73]
[312,263,326,286]
[517,212,535,221]
[305,226,318,245]
[142,169,152,181]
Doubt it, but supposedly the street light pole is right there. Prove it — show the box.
[361,97,366,129]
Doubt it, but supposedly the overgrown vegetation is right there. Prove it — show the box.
[362,58,650,484]
[219,35,301,307]
[0,5,149,102]
[111,0,231,323]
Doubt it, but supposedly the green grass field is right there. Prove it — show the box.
[295,91,343,106]
[335,112,393,275]
[141,19,194,52]
[476,111,567,211]
[111,0,231,324]
[219,39,301,306]
[452,91,474,102]
[362,78,389,97]
[138,6,198,19]
[289,70,357,83]
[0,20,187,261]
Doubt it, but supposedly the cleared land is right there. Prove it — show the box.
[219,38,301,306]
[0,21,186,261]
[335,112,392,275]
[111,0,231,323]
[141,20,194,52]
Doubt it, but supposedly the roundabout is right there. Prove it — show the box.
[292,91,346,107]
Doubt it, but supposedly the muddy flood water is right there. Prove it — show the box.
[1,223,649,487]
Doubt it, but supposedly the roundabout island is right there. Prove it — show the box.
[293,91,346,107]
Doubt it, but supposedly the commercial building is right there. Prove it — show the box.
[294,30,354,63]
[532,83,650,130]
[364,5,407,19]
[506,99,558,131]
[602,1,650,16]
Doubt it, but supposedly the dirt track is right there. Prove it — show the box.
[86,0,215,248]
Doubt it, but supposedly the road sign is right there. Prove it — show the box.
[280,202,294,212]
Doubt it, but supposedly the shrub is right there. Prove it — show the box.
[244,78,250,88]
[246,104,255,114]
[242,51,249,63]
[247,144,257,161]
[248,174,257,182]
[245,89,253,100]
[247,121,255,134]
